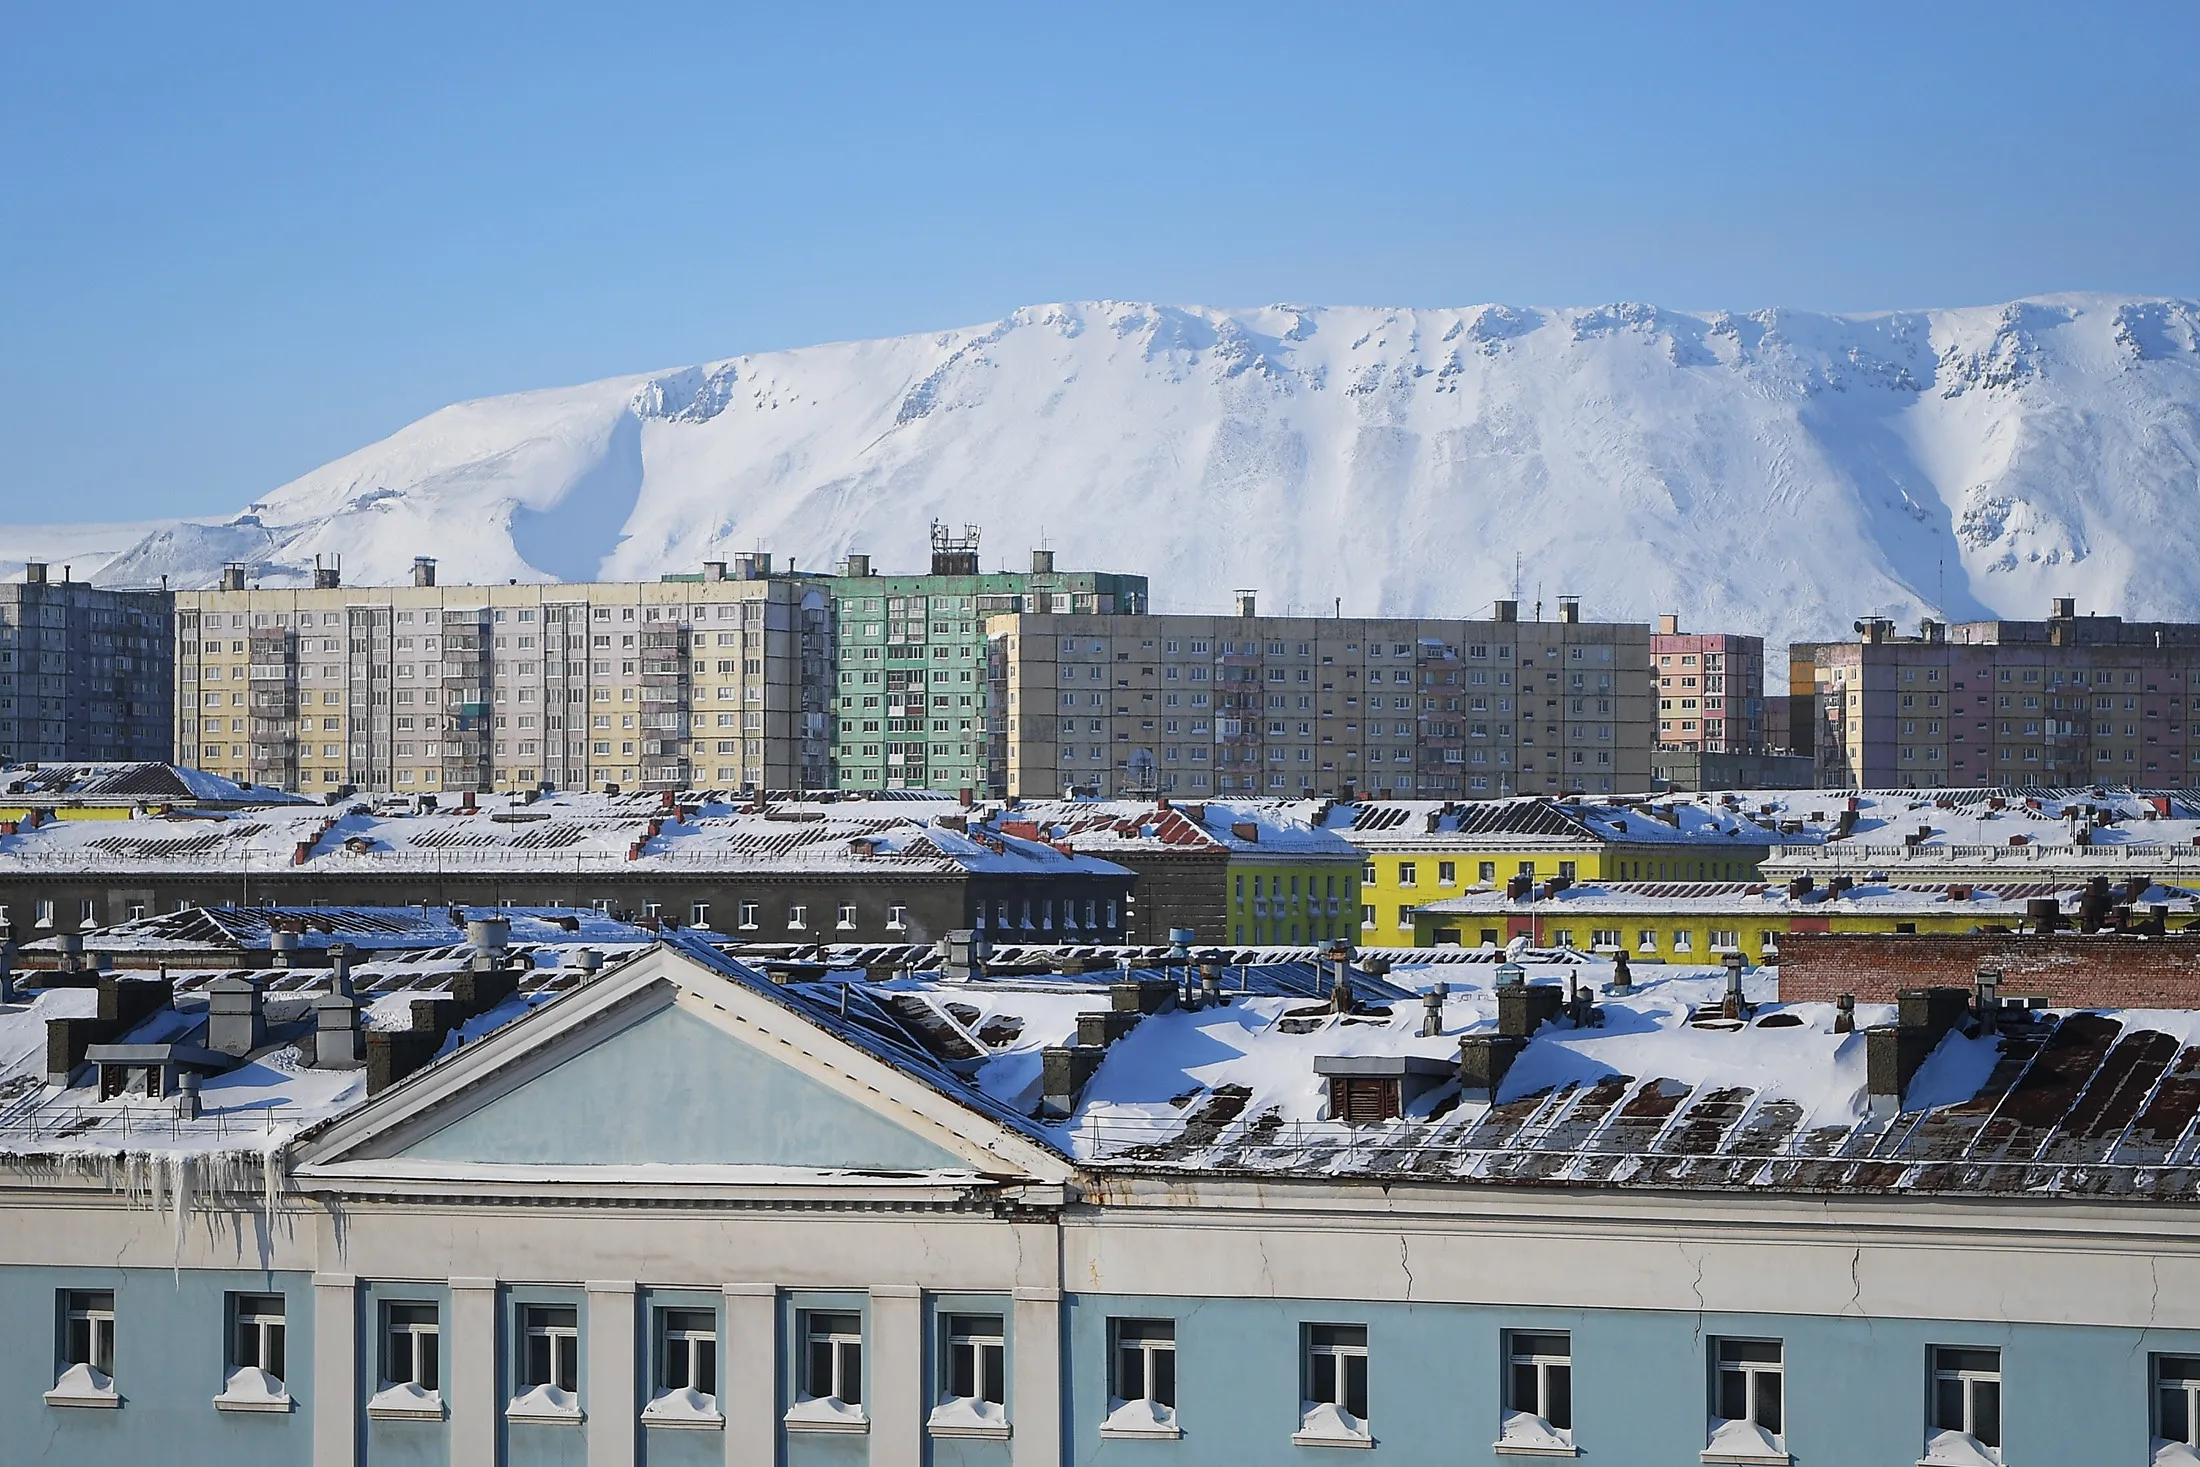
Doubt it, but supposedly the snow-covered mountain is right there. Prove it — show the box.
[49,295,2200,646]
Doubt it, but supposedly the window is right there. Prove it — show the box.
[521,1305,579,1393]
[886,904,907,931]
[1479,861,1496,882]
[1297,1324,1370,1444]
[1928,1347,2000,1463]
[1106,1319,1177,1436]
[1438,860,1457,885]
[930,1313,1008,1436]
[648,1308,719,1419]
[789,1310,865,1429]
[374,1302,441,1415]
[788,904,808,930]
[48,1289,117,1404]
[1709,1339,1782,1459]
[1502,1331,1572,1451]
[2158,1354,2200,1452]
[837,903,858,930]
[738,902,758,930]
[220,1293,288,1407]
[1397,862,1417,887]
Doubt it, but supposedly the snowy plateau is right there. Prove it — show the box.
[15,294,2200,648]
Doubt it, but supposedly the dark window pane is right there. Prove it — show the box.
[841,1343,862,1406]
[1509,1361,1536,1413]
[236,1322,260,1369]
[950,1342,975,1400]
[982,1344,1005,1405]
[266,1327,285,1384]
[1972,1380,2000,1448]
[1343,1353,1368,1420]
[1935,1377,1965,1431]
[389,1332,412,1385]
[664,1341,688,1390]
[1939,1348,1998,1375]
[1114,1345,1138,1400]
[555,1334,577,1392]
[1757,1371,1780,1433]
[1718,1369,1748,1421]
[66,1317,89,1366]
[420,1332,438,1392]
[526,1333,551,1387]
[1547,1364,1571,1430]
[807,1339,833,1397]
[2164,1386,2192,1445]
[1310,1352,1337,1404]
[1721,1339,1781,1364]
[1153,1347,1175,1408]
[1512,1333,1568,1359]
[2165,1357,2200,1383]
[696,1339,716,1398]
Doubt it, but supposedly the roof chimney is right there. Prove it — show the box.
[1031,548,1055,574]
[1657,613,1680,635]
[22,560,46,585]
[1234,590,1257,619]
[1491,600,1517,624]
[220,563,247,591]
[1556,596,1580,625]
[2051,596,2076,619]
[412,556,436,587]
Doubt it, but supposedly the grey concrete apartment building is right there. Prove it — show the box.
[989,596,1652,800]
[1812,598,2200,788]
[173,556,830,796]
[0,563,173,765]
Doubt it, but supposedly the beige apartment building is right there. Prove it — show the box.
[1812,598,2200,789]
[988,595,1652,800]
[173,556,830,796]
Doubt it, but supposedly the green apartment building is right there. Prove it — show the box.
[824,527,1148,793]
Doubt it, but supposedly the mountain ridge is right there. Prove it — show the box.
[26,293,2200,647]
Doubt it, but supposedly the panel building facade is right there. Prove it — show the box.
[989,597,1653,801]
[822,530,1148,794]
[173,557,830,796]
[1811,599,2200,788]
[0,563,173,766]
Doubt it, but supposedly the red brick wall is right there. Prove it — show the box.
[1779,932,2200,1007]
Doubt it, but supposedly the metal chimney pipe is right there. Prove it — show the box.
[1421,981,1448,1038]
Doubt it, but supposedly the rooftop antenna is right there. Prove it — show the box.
[1514,552,1522,603]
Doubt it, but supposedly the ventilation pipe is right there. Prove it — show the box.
[1420,981,1448,1038]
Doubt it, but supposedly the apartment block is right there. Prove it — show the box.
[1651,614,1765,753]
[989,596,1652,801]
[173,556,830,796]
[0,563,172,765]
[823,527,1148,793]
[1813,599,2200,789]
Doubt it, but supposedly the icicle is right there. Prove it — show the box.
[171,1153,193,1276]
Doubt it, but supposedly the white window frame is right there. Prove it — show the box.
[212,1292,290,1410]
[929,1312,1009,1439]
[641,1306,721,1426]
[1927,1346,2001,1463]
[367,1301,443,1420]
[2157,1353,2200,1450]
[886,904,907,931]
[49,1288,120,1404]
[1500,1330,1572,1451]
[738,902,758,929]
[787,1310,867,1433]
[837,903,858,930]
[1295,1323,1370,1445]
[520,1304,579,1394]
[1708,1337,1782,1460]
[1104,1318,1178,1436]
[787,904,808,931]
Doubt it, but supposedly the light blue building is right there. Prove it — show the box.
[0,929,2196,1466]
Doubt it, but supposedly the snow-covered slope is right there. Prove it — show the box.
[50,295,2200,645]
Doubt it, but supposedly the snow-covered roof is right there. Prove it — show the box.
[965,797,1360,858]
[1413,879,2200,921]
[0,789,1132,879]
[0,762,311,809]
[1271,795,1801,849]
[1749,786,2200,876]
[20,904,662,956]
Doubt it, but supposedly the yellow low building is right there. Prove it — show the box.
[1405,878,2180,961]
[1313,797,1780,945]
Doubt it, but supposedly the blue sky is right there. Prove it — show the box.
[2,2,2195,522]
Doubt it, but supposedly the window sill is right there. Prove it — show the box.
[1101,1399,1183,1439]
[1493,1443,1580,1458]
[45,1366,120,1410]
[367,1383,446,1421]
[641,1389,723,1430]
[1704,1453,1790,1466]
[506,1384,585,1425]
[1293,1429,1375,1449]
[784,1398,870,1434]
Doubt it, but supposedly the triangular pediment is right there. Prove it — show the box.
[291,942,1069,1195]
[392,1003,968,1171]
